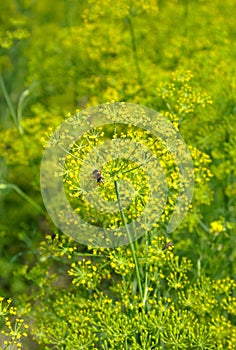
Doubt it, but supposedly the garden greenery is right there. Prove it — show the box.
[0,0,235,349]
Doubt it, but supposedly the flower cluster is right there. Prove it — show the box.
[158,70,213,128]
[68,259,102,289]
[13,232,236,349]
[0,297,28,349]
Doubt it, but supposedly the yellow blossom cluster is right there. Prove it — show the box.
[0,297,28,349]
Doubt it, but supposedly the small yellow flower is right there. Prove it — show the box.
[210,221,224,234]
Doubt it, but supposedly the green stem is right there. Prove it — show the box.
[17,88,30,132]
[127,16,143,86]
[143,232,149,307]
[183,0,189,36]
[114,180,143,300]
[0,183,44,214]
[0,75,23,134]
[121,149,166,176]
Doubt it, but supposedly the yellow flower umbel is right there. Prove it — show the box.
[0,298,28,349]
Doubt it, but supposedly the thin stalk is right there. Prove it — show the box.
[121,160,150,175]
[114,180,143,300]
[0,76,16,124]
[17,88,30,132]
[127,16,143,86]
[0,183,44,214]
[0,75,23,134]
[142,232,149,307]
[183,0,189,36]
[121,149,167,175]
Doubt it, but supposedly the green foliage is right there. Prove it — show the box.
[0,0,235,349]
[15,234,236,349]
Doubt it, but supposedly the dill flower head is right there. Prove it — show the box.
[41,102,194,247]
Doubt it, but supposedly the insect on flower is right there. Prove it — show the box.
[92,169,104,185]
[162,241,173,250]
